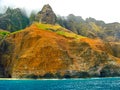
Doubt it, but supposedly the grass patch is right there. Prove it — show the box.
[0,30,10,38]
[56,30,85,39]
[56,31,65,35]
[36,23,62,32]
[35,22,86,39]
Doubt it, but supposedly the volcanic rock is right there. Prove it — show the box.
[35,4,57,24]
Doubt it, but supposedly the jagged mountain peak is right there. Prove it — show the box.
[6,8,21,14]
[0,4,120,78]
[41,4,52,11]
[35,4,57,24]
[0,7,29,32]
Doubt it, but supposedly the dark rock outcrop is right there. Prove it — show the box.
[35,4,57,24]
[110,42,120,58]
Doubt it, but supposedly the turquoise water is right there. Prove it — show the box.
[0,78,120,90]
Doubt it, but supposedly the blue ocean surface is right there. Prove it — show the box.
[0,77,120,90]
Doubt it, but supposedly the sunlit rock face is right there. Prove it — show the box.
[0,23,120,78]
[35,4,57,24]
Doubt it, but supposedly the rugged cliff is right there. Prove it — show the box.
[57,15,120,42]
[0,23,120,78]
[0,8,29,32]
[0,4,120,78]
[35,4,56,24]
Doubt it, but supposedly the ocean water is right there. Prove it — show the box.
[0,78,120,90]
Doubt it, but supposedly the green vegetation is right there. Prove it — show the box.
[0,30,10,38]
[0,32,9,36]
[0,7,119,42]
[56,30,65,35]
[36,23,85,39]
[36,23,62,31]
[0,7,29,32]
[10,29,23,35]
[57,15,120,41]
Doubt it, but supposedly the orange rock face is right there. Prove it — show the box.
[0,23,120,78]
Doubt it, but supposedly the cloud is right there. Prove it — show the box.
[0,0,54,15]
[0,0,120,23]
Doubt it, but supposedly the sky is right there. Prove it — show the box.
[0,0,120,23]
